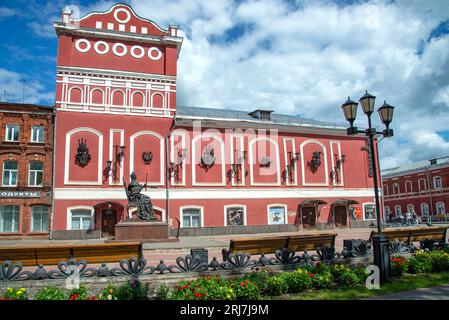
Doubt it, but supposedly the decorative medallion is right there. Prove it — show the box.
[142,151,153,165]
[75,138,91,167]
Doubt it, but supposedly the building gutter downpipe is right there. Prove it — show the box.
[49,108,57,240]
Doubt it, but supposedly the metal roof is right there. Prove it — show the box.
[176,105,346,129]
[382,156,449,177]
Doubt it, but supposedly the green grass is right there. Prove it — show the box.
[266,271,449,300]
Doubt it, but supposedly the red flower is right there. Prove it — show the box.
[307,272,315,278]
[69,294,80,301]
[194,293,202,299]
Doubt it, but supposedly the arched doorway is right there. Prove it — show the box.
[299,200,327,229]
[94,202,124,238]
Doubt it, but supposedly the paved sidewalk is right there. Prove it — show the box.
[368,284,449,300]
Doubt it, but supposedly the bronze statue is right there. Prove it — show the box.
[124,172,156,221]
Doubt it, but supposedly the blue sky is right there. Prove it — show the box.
[0,0,449,169]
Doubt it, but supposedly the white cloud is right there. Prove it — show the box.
[0,68,54,105]
[0,7,16,20]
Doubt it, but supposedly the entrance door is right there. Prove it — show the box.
[101,209,117,237]
[334,206,348,228]
[301,206,316,228]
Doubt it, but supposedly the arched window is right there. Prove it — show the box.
[151,93,164,108]
[405,181,413,193]
[393,183,400,194]
[394,205,402,216]
[29,161,43,186]
[421,203,429,216]
[418,178,426,191]
[31,205,48,232]
[112,90,125,106]
[90,89,104,105]
[69,87,83,103]
[407,204,415,213]
[436,202,445,215]
[132,92,144,107]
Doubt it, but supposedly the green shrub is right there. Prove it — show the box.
[266,276,288,296]
[312,262,332,275]
[35,287,66,300]
[338,271,360,287]
[391,256,408,275]
[280,268,313,293]
[232,279,261,300]
[429,251,449,272]
[98,284,119,300]
[408,252,433,273]
[331,263,361,287]
[241,269,269,292]
[311,272,333,289]
[155,284,170,300]
[2,287,28,300]
[116,278,148,300]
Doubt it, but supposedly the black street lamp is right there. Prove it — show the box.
[341,90,395,284]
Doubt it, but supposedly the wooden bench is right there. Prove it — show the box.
[222,232,337,260]
[369,226,448,245]
[0,242,143,267]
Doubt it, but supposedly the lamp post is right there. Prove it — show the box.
[341,90,395,284]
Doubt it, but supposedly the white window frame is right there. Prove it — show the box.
[5,124,19,142]
[31,205,48,232]
[362,203,376,221]
[28,161,43,187]
[405,181,413,194]
[407,204,415,213]
[267,204,288,225]
[0,205,20,233]
[421,203,429,216]
[179,206,204,228]
[436,202,445,215]
[418,178,426,191]
[393,183,400,194]
[384,206,391,216]
[2,161,18,187]
[394,205,402,216]
[224,204,247,226]
[67,206,94,230]
[433,176,442,190]
[31,126,45,143]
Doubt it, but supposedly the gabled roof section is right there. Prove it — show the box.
[67,3,170,36]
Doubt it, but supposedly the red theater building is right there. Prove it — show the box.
[52,4,382,239]
[382,156,449,221]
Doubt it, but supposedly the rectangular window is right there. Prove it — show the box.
[434,177,442,190]
[71,209,91,230]
[395,205,402,216]
[5,124,19,142]
[28,161,43,186]
[31,126,45,143]
[437,203,445,215]
[407,204,415,213]
[363,204,376,220]
[421,203,429,216]
[31,205,48,232]
[226,207,244,226]
[182,208,201,228]
[2,161,18,186]
[268,206,286,224]
[0,205,20,233]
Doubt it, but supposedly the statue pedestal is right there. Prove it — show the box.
[114,220,177,242]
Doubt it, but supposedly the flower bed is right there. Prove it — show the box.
[2,249,449,300]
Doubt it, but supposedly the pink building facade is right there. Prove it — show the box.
[382,157,449,221]
[52,4,381,239]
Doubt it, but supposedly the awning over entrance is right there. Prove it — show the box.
[300,199,328,206]
[331,199,360,206]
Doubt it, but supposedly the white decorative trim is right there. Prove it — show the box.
[89,88,105,105]
[153,205,166,222]
[113,7,131,24]
[66,206,94,230]
[418,178,427,191]
[54,187,377,200]
[283,138,297,186]
[179,205,204,228]
[131,91,145,107]
[94,41,109,55]
[130,45,145,59]
[248,137,281,186]
[68,86,84,103]
[420,203,429,215]
[300,139,329,186]
[150,92,165,108]
[64,127,103,185]
[95,21,102,29]
[330,140,344,187]
[148,47,162,61]
[108,129,124,186]
[75,39,91,53]
[112,43,127,57]
[267,204,288,225]
[230,135,245,186]
[191,133,226,186]
[129,131,164,185]
[111,89,125,106]
[224,204,247,226]
[170,131,186,186]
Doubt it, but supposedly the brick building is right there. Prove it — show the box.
[382,156,449,221]
[0,102,54,239]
